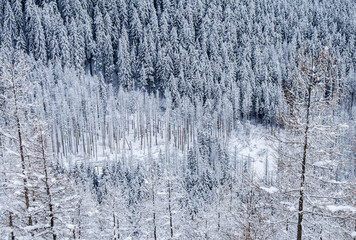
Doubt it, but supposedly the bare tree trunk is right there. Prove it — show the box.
[168,178,173,238]
[113,212,120,239]
[12,75,32,227]
[39,131,56,240]
[151,168,157,240]
[297,85,311,240]
[72,219,76,239]
[9,211,14,240]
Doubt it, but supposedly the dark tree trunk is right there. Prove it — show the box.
[40,132,56,240]
[12,72,32,227]
[168,179,173,238]
[9,211,14,240]
[297,85,312,240]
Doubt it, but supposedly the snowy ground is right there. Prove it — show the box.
[229,123,276,181]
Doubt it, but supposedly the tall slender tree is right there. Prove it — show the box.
[276,46,348,239]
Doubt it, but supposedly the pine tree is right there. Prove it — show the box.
[25,0,46,62]
[1,1,16,51]
[117,29,131,88]
[11,0,26,49]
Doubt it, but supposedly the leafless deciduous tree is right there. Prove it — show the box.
[276,46,353,239]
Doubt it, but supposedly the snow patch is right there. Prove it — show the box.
[260,186,278,194]
[326,205,356,213]
[229,124,276,180]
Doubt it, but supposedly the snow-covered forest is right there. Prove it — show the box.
[0,0,355,239]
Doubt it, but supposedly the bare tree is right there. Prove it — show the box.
[0,50,34,233]
[276,45,353,239]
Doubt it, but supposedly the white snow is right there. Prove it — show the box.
[228,123,276,180]
[326,205,356,213]
[260,186,279,194]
